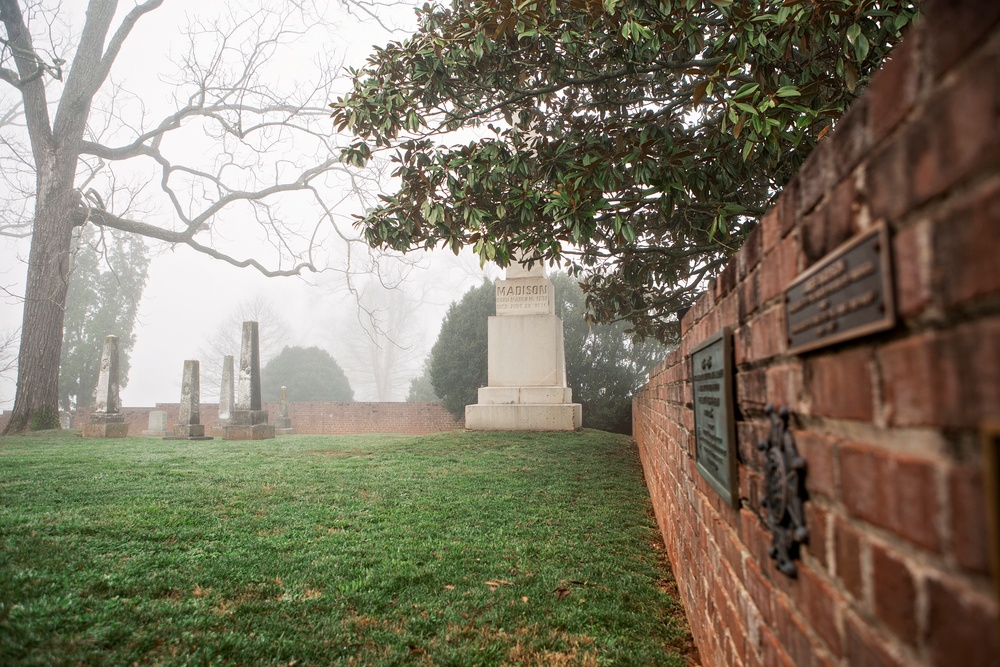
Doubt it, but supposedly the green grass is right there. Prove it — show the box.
[0,429,693,666]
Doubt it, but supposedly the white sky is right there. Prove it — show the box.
[0,0,498,406]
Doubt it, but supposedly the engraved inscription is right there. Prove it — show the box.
[785,225,895,354]
[495,278,554,316]
[691,329,737,507]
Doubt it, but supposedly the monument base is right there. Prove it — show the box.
[465,402,582,431]
[83,413,129,438]
[164,424,214,441]
[275,417,293,435]
[223,424,276,440]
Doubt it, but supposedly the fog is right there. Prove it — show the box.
[0,0,498,407]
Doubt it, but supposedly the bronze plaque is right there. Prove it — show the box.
[785,224,895,355]
[691,328,738,507]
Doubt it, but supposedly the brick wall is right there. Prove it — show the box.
[58,402,464,436]
[633,4,1000,667]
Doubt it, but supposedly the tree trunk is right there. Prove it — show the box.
[3,160,78,434]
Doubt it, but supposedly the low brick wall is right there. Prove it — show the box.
[53,402,464,436]
[634,4,1000,666]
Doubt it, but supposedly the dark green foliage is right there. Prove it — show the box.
[332,0,919,341]
[429,279,494,418]
[552,273,666,434]
[0,430,692,666]
[406,359,440,402]
[59,226,149,410]
[426,274,664,431]
[260,346,353,402]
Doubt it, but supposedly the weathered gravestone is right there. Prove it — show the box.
[142,410,168,436]
[274,385,293,435]
[165,360,213,440]
[214,354,235,431]
[223,322,275,440]
[83,335,129,438]
[465,257,582,430]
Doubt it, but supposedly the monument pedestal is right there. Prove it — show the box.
[465,262,581,431]
[164,424,213,441]
[223,409,275,440]
[274,417,293,435]
[83,413,129,438]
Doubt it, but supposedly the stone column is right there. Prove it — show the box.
[214,354,235,431]
[223,321,275,440]
[275,385,293,435]
[142,410,168,436]
[465,256,582,430]
[83,335,129,438]
[167,360,213,440]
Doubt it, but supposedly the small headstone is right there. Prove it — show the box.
[83,335,129,438]
[214,354,235,430]
[165,360,213,440]
[274,385,293,435]
[223,322,275,440]
[142,410,168,436]
[59,411,73,430]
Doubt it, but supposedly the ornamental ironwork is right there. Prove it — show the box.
[758,404,809,578]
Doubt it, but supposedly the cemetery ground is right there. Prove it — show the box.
[0,429,696,666]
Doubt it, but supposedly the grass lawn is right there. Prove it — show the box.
[0,429,695,666]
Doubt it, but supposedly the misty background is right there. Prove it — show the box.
[0,0,500,406]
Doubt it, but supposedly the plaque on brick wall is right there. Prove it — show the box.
[691,327,738,507]
[785,224,895,354]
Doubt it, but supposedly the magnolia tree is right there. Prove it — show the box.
[333,0,920,342]
[0,0,392,432]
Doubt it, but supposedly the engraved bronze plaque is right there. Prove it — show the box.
[785,224,895,355]
[691,328,738,507]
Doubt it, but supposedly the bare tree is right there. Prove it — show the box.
[0,0,387,432]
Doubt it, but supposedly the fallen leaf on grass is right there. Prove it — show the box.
[444,585,455,591]
[521,596,529,603]
[409,646,427,655]
[554,587,570,600]
[485,579,512,591]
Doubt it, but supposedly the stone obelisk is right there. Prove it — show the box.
[223,322,275,440]
[166,360,213,440]
[83,335,129,438]
[214,354,235,432]
[274,386,293,435]
[465,257,582,430]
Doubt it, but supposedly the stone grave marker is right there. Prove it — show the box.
[83,335,129,438]
[165,360,213,440]
[223,322,275,440]
[214,354,235,430]
[142,410,168,436]
[465,256,582,430]
[275,385,293,435]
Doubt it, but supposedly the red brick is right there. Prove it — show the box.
[759,230,802,305]
[799,565,842,656]
[844,611,907,667]
[737,305,786,365]
[911,61,1000,208]
[923,0,1000,79]
[744,557,774,625]
[766,362,803,415]
[801,177,858,269]
[773,594,816,667]
[760,624,796,667]
[831,96,870,180]
[891,220,932,319]
[805,347,875,421]
[739,270,760,324]
[868,32,920,144]
[798,141,831,216]
[934,178,1000,311]
[778,178,800,238]
[926,575,1000,667]
[840,442,942,552]
[949,465,991,574]
[878,332,959,428]
[737,366,767,412]
[803,502,828,571]
[739,224,763,280]
[793,430,838,500]
[869,136,909,223]
[871,542,918,646]
[741,508,775,576]
[761,207,781,254]
[833,517,865,601]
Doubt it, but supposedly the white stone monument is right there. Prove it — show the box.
[465,257,582,430]
[82,335,129,438]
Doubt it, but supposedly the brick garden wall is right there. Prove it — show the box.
[57,402,463,436]
[633,4,1000,667]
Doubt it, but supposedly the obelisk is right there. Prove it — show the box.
[83,335,129,438]
[223,322,275,440]
[165,360,213,440]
